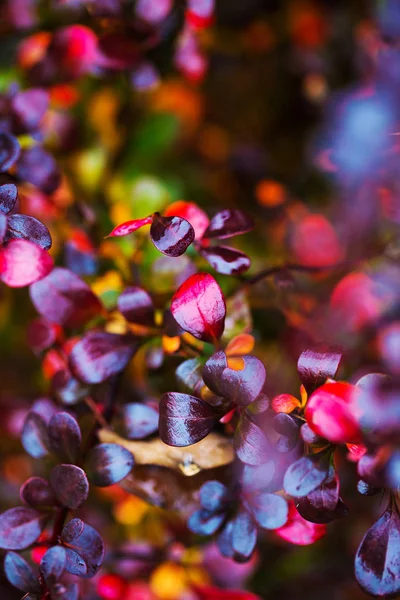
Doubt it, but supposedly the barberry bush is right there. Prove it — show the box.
[0,0,399,599]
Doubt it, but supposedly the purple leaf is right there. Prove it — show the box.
[61,518,85,543]
[355,501,400,598]
[27,317,59,354]
[20,477,56,508]
[159,392,220,446]
[234,416,270,465]
[188,510,225,536]
[203,209,253,240]
[171,273,226,343]
[50,465,89,509]
[5,214,52,250]
[21,412,50,459]
[297,347,342,394]
[200,246,251,275]
[106,216,152,238]
[283,455,330,498]
[241,461,277,494]
[117,286,154,325]
[244,492,288,530]
[4,551,40,593]
[203,351,266,407]
[48,412,82,463]
[273,413,299,453]
[61,520,104,578]
[85,443,134,487]
[69,331,137,384]
[150,214,195,257]
[29,267,103,328]
[119,403,159,439]
[199,481,229,512]
[0,212,6,243]
[11,89,49,132]
[0,507,45,550]
[51,582,80,600]
[296,471,348,524]
[16,146,61,194]
[0,182,17,215]
[40,546,66,586]
[0,239,53,287]
[0,132,20,172]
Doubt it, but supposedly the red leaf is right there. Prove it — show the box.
[171,273,226,342]
[0,239,53,287]
[106,216,152,238]
[275,502,326,546]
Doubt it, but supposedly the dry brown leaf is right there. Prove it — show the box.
[98,429,234,473]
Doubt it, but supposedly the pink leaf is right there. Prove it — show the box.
[170,272,226,342]
[0,240,53,288]
[106,216,153,238]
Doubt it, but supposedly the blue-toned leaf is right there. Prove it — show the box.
[231,509,257,561]
[40,546,66,586]
[61,521,104,578]
[4,551,40,593]
[0,507,44,550]
[50,465,89,509]
[51,582,80,600]
[21,412,49,459]
[64,548,87,576]
[0,132,20,172]
[119,403,159,439]
[234,416,270,465]
[48,412,82,463]
[0,182,17,215]
[85,443,134,487]
[188,509,225,536]
[61,518,85,543]
[5,214,52,250]
[199,481,229,512]
[283,455,330,498]
[244,492,288,530]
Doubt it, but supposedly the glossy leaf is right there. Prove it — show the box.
[201,246,251,276]
[0,239,53,287]
[117,286,154,325]
[5,213,52,250]
[69,331,136,384]
[15,146,61,194]
[199,481,229,512]
[4,551,40,593]
[47,412,82,463]
[283,454,330,498]
[0,507,44,550]
[203,209,254,240]
[64,548,88,577]
[305,381,362,444]
[159,392,220,446]
[0,182,18,215]
[297,347,342,394]
[175,358,204,395]
[275,502,326,546]
[234,417,270,465]
[50,464,89,509]
[119,403,159,439]
[40,546,66,586]
[20,477,56,508]
[295,471,348,524]
[164,201,209,240]
[171,273,226,342]
[106,216,152,237]
[203,351,266,407]
[272,394,301,414]
[244,492,288,530]
[0,132,20,172]
[355,501,400,598]
[61,519,104,578]
[85,443,134,487]
[21,412,50,459]
[150,213,195,257]
[30,267,103,328]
